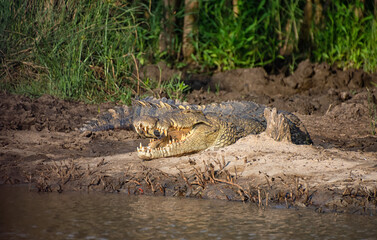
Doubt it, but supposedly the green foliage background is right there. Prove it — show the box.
[0,0,376,103]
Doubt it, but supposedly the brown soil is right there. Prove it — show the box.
[1,60,377,214]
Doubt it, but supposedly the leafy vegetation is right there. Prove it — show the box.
[1,1,143,103]
[312,1,377,71]
[196,0,302,71]
[0,0,376,103]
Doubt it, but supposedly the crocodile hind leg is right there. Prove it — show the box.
[264,108,312,145]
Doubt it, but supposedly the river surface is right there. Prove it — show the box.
[0,185,376,240]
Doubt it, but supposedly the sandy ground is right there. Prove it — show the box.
[1,60,377,214]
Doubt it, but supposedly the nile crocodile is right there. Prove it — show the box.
[80,97,312,159]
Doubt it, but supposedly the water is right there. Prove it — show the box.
[0,185,376,240]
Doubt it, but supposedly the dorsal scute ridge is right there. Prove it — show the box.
[133,97,194,110]
[132,98,265,117]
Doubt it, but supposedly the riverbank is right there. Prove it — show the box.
[1,62,377,214]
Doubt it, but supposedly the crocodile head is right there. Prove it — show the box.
[133,110,221,159]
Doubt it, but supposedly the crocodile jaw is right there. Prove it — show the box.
[137,124,218,160]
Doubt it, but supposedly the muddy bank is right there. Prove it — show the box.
[1,61,377,214]
[145,60,377,115]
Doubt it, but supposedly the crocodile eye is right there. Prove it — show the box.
[153,130,161,137]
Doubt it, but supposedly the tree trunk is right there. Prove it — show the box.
[159,0,177,58]
[314,0,323,26]
[233,0,239,17]
[301,0,313,44]
[354,0,364,19]
[182,0,198,63]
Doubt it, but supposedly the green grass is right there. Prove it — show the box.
[0,0,376,103]
[194,0,376,72]
[1,1,137,102]
[312,1,377,71]
[195,0,281,71]
[0,0,176,104]
[194,0,307,71]
[137,73,189,101]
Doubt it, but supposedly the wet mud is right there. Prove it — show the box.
[1,60,377,214]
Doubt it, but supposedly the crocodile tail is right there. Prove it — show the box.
[79,106,133,132]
